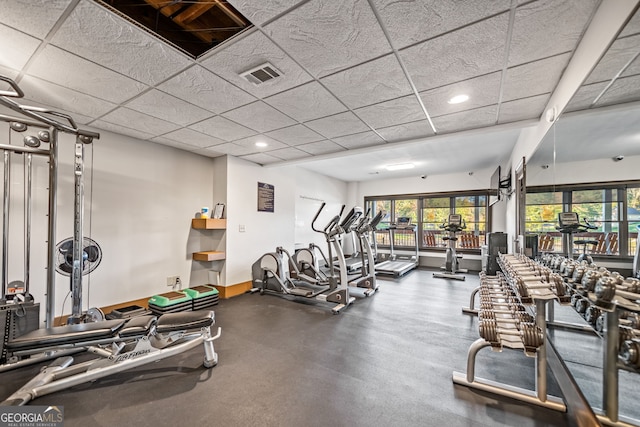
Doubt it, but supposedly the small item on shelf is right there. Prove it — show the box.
[201,206,210,219]
[213,203,225,219]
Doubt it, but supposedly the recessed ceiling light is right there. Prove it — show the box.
[255,142,268,148]
[385,163,415,171]
[448,94,469,104]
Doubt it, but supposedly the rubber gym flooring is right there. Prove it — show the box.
[2,268,634,426]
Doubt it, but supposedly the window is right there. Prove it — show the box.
[628,188,640,257]
[526,191,563,252]
[455,195,486,249]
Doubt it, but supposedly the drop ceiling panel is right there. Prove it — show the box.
[355,95,425,129]
[156,128,225,148]
[265,124,324,145]
[189,116,257,142]
[564,81,608,112]
[28,45,148,104]
[585,34,640,84]
[264,0,392,78]
[432,105,498,134]
[508,0,598,67]
[150,136,203,152]
[239,152,281,164]
[498,94,549,124]
[51,0,191,86]
[99,107,180,136]
[196,147,225,158]
[502,53,570,102]
[15,99,95,126]
[623,58,640,78]
[265,81,346,122]
[19,75,116,118]
[595,74,640,107]
[332,131,385,149]
[0,0,72,39]
[125,89,212,127]
[420,72,501,118]
[92,120,156,141]
[203,142,256,156]
[298,140,346,155]
[222,101,295,132]
[375,120,435,143]
[0,66,19,81]
[269,146,311,160]
[200,30,313,99]
[158,66,256,114]
[400,13,509,92]
[619,8,640,38]
[304,111,370,139]
[372,0,511,50]
[227,0,306,25]
[320,54,412,109]
[0,24,41,70]
[232,134,287,150]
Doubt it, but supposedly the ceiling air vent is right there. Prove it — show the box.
[240,63,282,86]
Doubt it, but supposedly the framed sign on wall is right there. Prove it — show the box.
[257,182,274,213]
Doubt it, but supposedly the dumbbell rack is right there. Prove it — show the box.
[543,254,640,427]
[452,254,567,411]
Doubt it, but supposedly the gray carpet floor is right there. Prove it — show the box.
[2,268,632,426]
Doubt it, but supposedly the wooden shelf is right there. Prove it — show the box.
[192,251,226,261]
[192,218,226,229]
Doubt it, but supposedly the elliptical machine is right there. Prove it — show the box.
[556,212,598,263]
[433,214,467,281]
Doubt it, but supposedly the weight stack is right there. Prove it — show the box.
[487,232,508,275]
[0,301,40,364]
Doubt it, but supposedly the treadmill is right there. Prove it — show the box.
[375,217,419,277]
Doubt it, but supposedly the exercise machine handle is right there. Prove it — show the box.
[0,75,24,98]
[311,202,326,233]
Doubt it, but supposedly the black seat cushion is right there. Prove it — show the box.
[7,319,126,350]
[155,310,214,334]
[119,315,157,338]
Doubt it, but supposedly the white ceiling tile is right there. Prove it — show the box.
[28,45,148,104]
[125,89,212,126]
[51,0,191,85]
[265,124,324,145]
[400,13,509,92]
[498,94,549,124]
[354,95,425,129]
[150,137,202,152]
[222,101,295,132]
[269,146,311,160]
[508,0,599,66]
[586,34,640,83]
[10,99,95,126]
[375,120,435,143]
[195,147,225,158]
[100,107,180,136]
[0,65,19,81]
[232,134,287,150]
[304,111,370,139]
[92,120,155,141]
[155,128,225,148]
[227,0,306,25]
[564,81,608,112]
[0,0,72,39]
[240,152,281,165]
[622,56,640,78]
[264,0,392,78]
[502,53,571,101]
[189,116,256,141]
[0,24,41,70]
[596,74,640,107]
[200,30,313,99]
[332,131,385,149]
[372,0,511,50]
[265,81,346,122]
[158,65,256,114]
[203,142,256,156]
[321,54,412,109]
[420,72,501,118]
[620,8,640,38]
[431,105,498,133]
[298,140,346,155]
[19,75,116,118]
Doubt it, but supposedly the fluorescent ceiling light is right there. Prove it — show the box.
[385,163,415,171]
[255,142,268,147]
[448,94,469,104]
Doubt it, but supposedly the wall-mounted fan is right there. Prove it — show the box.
[55,237,104,322]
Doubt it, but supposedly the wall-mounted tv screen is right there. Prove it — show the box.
[489,165,501,206]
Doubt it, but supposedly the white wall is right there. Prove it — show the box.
[527,155,640,186]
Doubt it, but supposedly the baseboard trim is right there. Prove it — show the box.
[213,281,252,299]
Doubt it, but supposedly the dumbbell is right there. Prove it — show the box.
[575,298,589,314]
[582,270,601,292]
[595,276,616,302]
[620,339,640,368]
[584,305,600,325]
[596,314,605,333]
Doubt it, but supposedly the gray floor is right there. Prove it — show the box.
[2,269,616,426]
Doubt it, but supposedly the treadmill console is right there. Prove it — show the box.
[394,217,415,230]
[449,214,462,226]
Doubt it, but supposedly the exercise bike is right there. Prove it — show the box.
[556,212,598,263]
[433,214,467,281]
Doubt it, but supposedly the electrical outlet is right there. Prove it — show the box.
[167,275,180,287]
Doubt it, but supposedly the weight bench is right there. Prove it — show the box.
[0,310,221,406]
